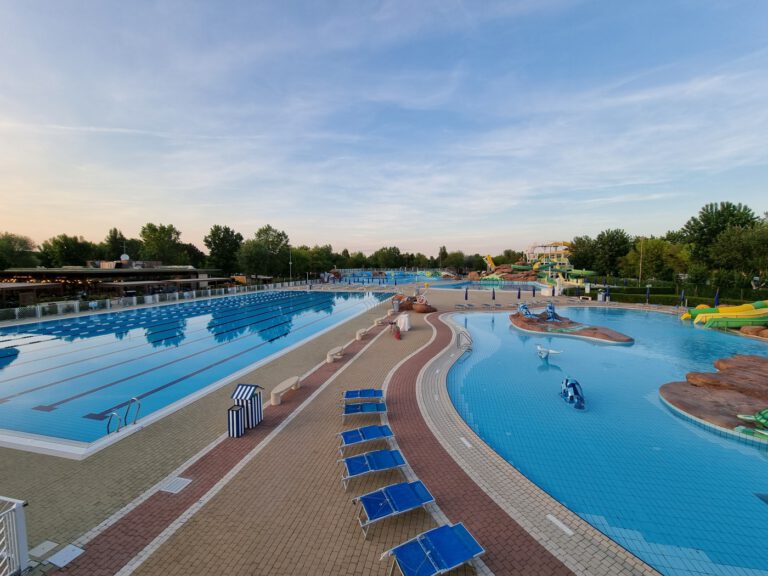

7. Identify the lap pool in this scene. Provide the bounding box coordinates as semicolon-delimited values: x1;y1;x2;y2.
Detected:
448;308;768;576
0;290;389;453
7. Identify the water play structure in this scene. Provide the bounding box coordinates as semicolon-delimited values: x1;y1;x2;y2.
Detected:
536;345;561;359
680;300;768;329
560;377;585;410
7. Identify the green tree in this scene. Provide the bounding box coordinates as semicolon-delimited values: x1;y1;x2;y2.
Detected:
238;225;290;277
619;237;689;282
681;202;757;265
347;251;369;268
709;223;768;285
338;248;351;269
438;246;448;267
493;249;525;265
308;244;335;273
99;228;127;260
569;236;596;270
204;225;243;275
38;234;97;267
139;223;185;264
289;246;311;278
0;232;38;269
370;246;402;269
464;253;484;271
412;253;430;268
592;229;632;276
180;243;207;268
444;250;465;270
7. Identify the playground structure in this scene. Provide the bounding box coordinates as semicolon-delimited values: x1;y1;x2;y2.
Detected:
472;242;593;288
680;300;768;330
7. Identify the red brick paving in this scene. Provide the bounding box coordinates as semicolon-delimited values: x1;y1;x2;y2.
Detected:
52;310;575;575
387;313;574;576
52;326;385;576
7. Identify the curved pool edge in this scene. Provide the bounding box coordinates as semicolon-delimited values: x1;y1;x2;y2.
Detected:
659;393;768;449
416;312;660;576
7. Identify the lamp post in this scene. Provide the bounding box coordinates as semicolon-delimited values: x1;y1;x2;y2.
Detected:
288;246;292;283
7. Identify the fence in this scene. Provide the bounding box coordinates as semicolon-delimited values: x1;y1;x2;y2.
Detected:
0;280;317;324
0;497;28;576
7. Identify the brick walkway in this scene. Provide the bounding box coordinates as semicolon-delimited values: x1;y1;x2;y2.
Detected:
386;313;573;576
51;323;390;576
23;290;666;575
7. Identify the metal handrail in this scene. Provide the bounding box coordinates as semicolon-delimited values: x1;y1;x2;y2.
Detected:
106;412;122;434
457;331;473;351
124;397;141;426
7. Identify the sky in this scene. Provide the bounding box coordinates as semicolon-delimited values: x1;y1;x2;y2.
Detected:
0;0;767;257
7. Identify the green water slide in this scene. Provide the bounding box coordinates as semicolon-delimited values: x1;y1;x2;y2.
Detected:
704;316;768;329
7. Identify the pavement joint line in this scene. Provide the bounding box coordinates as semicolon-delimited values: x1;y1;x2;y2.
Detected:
115;324;390;576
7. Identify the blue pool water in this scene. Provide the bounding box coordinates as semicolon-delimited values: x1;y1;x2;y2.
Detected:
0;290;389;443
448;308;768;576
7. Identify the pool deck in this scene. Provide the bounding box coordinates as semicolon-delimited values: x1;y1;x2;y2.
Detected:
0;287;670;575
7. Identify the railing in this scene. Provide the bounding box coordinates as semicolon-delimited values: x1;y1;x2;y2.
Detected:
0;280;322;324
457;330;473;352
0;497;29;576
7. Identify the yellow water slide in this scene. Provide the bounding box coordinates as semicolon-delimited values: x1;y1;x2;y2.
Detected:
683;300;768;327
483;255;496;270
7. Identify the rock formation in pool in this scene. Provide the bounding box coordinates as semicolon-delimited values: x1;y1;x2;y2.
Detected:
660;355;768;430
509;303;633;344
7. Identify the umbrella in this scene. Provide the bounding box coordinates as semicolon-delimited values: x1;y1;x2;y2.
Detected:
532;285;536;297
464;286;468;300
492;287;496;300
714;288;720;307
680;289;685;306
606;286;611;300
517;286;521;299
645;285;650;305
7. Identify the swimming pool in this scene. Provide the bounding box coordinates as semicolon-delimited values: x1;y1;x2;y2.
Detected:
448;308;768;576
0;290;389;449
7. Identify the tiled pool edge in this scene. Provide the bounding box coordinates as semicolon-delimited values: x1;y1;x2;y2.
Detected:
659;394;768;449
0;292;391;459
416;312;660;576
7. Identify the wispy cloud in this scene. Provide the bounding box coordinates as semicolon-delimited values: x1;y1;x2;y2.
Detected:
0;0;766;255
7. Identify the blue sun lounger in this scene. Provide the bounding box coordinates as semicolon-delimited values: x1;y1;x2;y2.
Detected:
354;480;434;538
381;523;484;576
338;424;393;454
343;388;384;402
342;401;387;422
340;448;406;490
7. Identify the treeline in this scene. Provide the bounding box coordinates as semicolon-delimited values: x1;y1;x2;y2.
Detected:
0;223;524;279
0;201;765;287
569;202;767;289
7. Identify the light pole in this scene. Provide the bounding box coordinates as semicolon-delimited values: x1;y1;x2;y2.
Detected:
288;246;292;283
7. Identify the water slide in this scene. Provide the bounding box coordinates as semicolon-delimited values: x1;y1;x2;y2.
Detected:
680;300;768;328
483;255;496;270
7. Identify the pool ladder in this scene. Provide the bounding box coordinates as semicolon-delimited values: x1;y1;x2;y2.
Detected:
106;397;142;435
457;331;473;353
